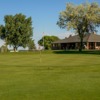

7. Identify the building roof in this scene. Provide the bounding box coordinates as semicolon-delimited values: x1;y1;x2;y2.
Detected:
53;33;100;44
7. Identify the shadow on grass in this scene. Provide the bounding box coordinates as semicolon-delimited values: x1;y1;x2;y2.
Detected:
53;50;100;55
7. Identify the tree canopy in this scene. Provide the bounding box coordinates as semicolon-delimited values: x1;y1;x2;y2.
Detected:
38;35;59;50
0;13;33;51
57;2;100;51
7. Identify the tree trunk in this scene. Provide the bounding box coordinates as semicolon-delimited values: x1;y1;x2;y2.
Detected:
79;38;83;52
14;46;17;52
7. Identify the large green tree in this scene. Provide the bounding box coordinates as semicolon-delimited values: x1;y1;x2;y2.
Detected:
57;2;100;51
38;35;59;50
0;13;33;51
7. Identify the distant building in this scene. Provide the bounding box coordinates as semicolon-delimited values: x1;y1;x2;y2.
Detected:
52;33;100;50
0;45;8;53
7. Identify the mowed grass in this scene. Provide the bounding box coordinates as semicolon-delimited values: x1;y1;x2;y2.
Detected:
0;51;100;100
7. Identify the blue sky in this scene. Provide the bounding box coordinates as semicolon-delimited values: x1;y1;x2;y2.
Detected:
0;0;100;47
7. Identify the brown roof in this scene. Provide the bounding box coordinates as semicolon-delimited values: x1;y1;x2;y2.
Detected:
88;34;100;42
53;33;100;44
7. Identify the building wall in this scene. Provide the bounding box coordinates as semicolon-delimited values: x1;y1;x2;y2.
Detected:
52;42;100;50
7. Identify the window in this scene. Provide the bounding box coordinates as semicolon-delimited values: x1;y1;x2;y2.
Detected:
96;42;100;46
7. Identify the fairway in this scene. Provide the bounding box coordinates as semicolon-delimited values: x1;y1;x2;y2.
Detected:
0;52;100;100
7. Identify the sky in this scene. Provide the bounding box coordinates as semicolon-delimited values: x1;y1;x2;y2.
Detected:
0;0;100;48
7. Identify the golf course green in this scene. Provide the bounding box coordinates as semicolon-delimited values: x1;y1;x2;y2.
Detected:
0;51;100;100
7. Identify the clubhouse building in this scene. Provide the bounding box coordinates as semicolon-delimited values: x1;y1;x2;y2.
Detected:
52;33;100;50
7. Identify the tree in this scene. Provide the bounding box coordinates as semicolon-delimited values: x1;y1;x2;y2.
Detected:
0;25;6;39
38;35;59;50
27;39;36;50
0;13;33;51
57;2;100;51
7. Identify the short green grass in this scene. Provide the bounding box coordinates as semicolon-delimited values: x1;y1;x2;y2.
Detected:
0;51;100;100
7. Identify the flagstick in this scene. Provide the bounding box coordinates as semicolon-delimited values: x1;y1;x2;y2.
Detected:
43;32;45;50
38;45;42;63
40;49;41;63
39;32;45;63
